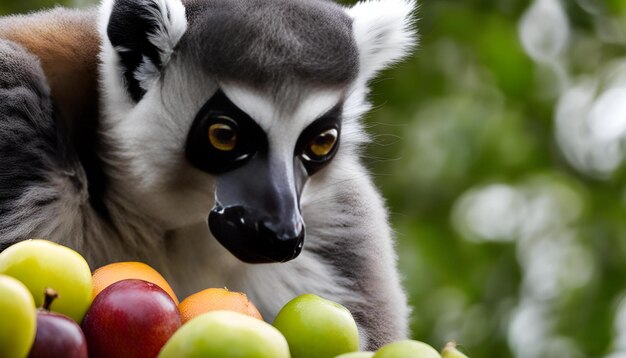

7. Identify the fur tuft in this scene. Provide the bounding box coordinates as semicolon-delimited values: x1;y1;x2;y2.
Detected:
347;0;418;83
98;0;187;102
143;0;187;65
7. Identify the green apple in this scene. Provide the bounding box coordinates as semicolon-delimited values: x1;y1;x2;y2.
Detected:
0;240;92;323
335;353;374;358
441;342;469;358
0;274;36;358
273;294;359;358
373;340;440;358
159;311;290;358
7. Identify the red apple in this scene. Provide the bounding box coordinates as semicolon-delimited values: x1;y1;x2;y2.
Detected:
81;279;181;358
28;288;88;358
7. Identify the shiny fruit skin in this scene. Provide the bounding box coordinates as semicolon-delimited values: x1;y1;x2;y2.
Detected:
335;353;375;358
179;287;262;323
28;311;87;358
82;279;181;358
92;261;179;304
373;340;441;358
159;310;290;358
0;240;92;323
273;294;359;358
0;275;36;358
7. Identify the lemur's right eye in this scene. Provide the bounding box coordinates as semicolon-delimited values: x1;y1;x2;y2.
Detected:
208;119;237;151
186;91;268;175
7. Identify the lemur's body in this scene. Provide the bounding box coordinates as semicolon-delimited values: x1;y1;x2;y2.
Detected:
0;0;416;348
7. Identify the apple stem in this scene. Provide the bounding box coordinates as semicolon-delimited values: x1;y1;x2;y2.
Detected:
42;288;59;311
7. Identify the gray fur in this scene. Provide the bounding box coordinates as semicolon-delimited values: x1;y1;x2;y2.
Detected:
181;0;359;92
301;159;410;346
0;39;80;249
0;39;167;265
0;0;415;350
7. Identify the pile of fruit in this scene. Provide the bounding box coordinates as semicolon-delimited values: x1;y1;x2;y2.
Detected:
0;239;470;358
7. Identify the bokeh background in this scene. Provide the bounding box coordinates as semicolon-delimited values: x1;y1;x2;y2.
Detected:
3;0;626;356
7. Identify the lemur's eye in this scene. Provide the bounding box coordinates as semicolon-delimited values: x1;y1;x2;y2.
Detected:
305;128;338;160
208;120;237;151
295;104;343;176
186;90;268;175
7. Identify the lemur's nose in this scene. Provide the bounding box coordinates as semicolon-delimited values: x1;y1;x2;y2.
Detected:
209;205;305;263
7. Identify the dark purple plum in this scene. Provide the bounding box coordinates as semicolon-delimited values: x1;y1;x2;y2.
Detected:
28;288;88;358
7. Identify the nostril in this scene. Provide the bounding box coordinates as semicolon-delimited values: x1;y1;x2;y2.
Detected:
258;218;305;262
259;218;304;243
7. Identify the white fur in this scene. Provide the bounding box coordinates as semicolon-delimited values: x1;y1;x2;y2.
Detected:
97;0;199;228
220;83;344;147
99;0;134;124
347;0;418;83
101;59;218;229
133;0;187;86
98;0;187;113
135;56;160;92
144;0;187;65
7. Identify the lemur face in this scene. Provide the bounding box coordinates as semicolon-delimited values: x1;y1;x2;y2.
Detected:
183;84;345;262
174;0;357;262
99;0;416;263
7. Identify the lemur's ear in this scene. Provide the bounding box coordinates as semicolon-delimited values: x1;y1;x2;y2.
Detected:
347;0;417;83
100;0;187;102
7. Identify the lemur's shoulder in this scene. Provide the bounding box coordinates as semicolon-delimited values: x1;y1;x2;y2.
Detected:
0;7;100;123
0;7;109;223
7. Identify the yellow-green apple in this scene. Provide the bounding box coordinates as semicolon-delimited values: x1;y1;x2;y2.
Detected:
159;310;289;358
0;274;36;358
373;340;441;358
273;294;359;358
0;240;92;323
336;353;375;358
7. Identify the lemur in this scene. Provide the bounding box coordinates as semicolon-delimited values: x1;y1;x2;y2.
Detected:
0;0;417;349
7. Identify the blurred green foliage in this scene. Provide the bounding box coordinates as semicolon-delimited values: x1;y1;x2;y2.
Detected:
3;0;626;357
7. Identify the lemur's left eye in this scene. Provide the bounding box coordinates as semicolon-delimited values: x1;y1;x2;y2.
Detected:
208;119;237;151
295;104;343;176
298;125;341;176
304;128;338;160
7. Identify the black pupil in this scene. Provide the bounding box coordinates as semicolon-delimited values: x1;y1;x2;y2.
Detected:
215;127;235;142
316;133;335;146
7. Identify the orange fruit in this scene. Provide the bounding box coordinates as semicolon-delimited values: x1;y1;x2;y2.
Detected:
179;288;263;324
92;261;179;304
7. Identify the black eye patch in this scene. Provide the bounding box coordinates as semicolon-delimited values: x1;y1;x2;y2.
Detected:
295;104;342;175
186;90;268;174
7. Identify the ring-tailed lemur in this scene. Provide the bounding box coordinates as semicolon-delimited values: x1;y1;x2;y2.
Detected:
0;0;417;349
